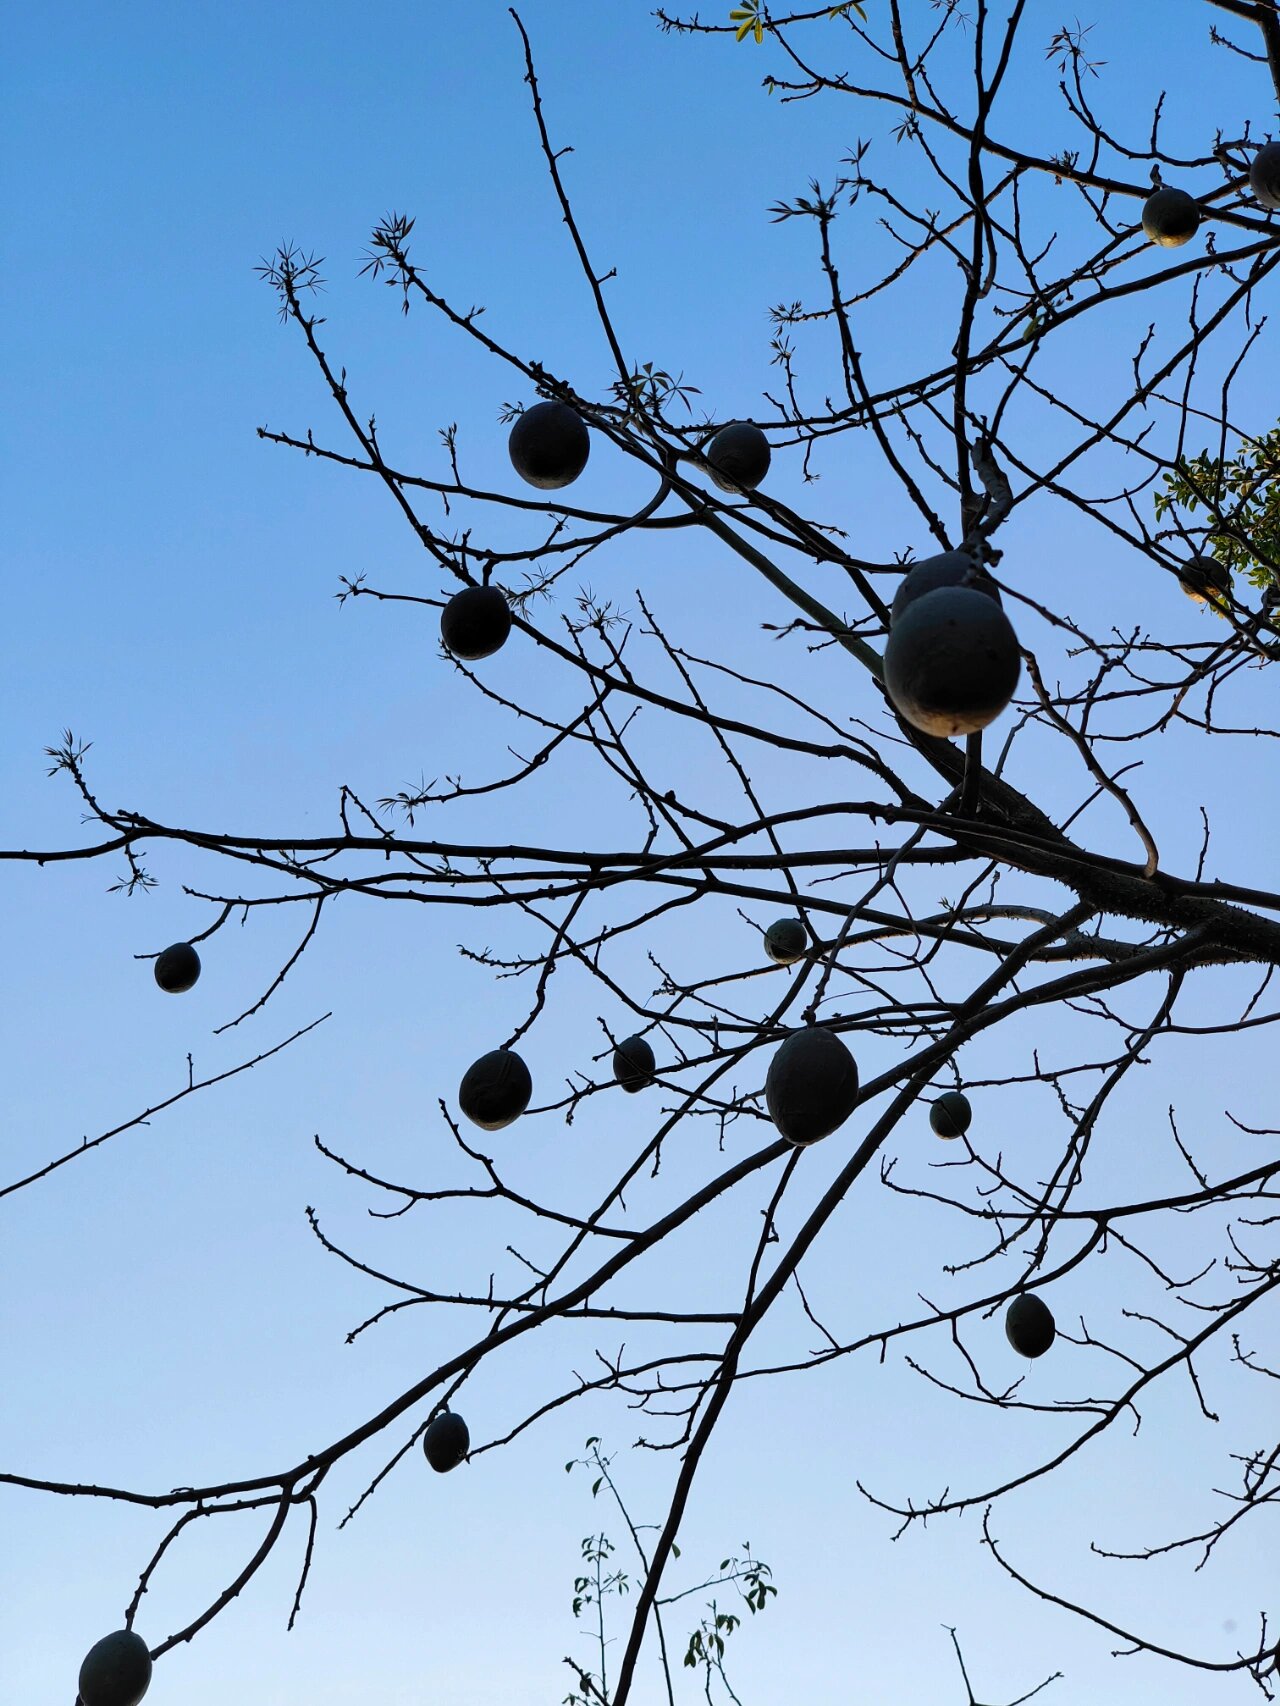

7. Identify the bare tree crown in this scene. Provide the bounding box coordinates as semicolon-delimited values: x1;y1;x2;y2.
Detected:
8;3;1280;1700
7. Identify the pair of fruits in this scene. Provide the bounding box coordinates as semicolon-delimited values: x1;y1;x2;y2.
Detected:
883;551;1020;738
438;398;591;663
764;1033;980;1149
506;402;773;495
458;1037;662;1112
1141;143;1280;248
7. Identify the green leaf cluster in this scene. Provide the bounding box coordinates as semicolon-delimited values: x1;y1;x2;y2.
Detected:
728;1;865;45
1154;426;1280;595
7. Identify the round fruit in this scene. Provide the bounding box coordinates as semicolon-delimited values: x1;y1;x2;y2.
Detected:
929;1089;973;1139
154;942;200;994
1249;140;1280;212
423;1410;470;1473
78;1628;152;1706
704;422;771;493
1178;553;1230;605
764;918;809;966
613;1034;657;1093
1141;186;1200;248
441;585;513;660
1005;1292;1056;1359
883;585;1021;738
765;1027;859;1147
890;551;1001;625
508;400;590;490
457;1048;532;1131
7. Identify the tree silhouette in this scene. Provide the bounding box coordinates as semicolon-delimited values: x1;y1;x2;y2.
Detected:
8;4;1280;1700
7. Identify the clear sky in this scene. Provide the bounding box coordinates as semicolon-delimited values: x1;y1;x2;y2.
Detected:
3;4;1278;1703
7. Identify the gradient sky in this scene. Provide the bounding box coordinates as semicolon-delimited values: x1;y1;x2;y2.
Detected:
4;4;1279;1703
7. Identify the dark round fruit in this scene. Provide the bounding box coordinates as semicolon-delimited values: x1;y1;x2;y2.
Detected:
78;1629;152;1706
1249;140;1280;212
457;1037;532;1132
1005;1292;1056;1359
890;551;1001;625
613;1034;657;1093
1141;186;1200;248
154;942;200;994
458;1048;532;1131
423;1410;470;1473
765;1027;859;1147
1178;553;1230;605
508;400;590;490
704;422;771;494
929;1089;973;1139
764;918;809;966
441;585;513;660
883;585;1021;739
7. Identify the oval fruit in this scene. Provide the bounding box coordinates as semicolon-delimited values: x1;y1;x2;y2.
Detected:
704;422;771;493
1249;140;1280;211
78;1629;152;1706
458;1048;532;1131
929;1089;972;1139
1141;186;1200;248
1005;1292;1056;1359
613;1034;657;1093
891;551;1001;625
1178;553;1230;605
441;585;513;660
764;918;809;966
765;1027;859;1147
508;400;590;490
883;585;1021;738
154;942;200;994
423;1410;470;1473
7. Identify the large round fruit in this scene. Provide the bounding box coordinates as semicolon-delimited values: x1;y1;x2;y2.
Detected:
613;1035;657;1093
929;1089;972;1139
883;585;1021;738
1249;140;1280;211
78;1629;152;1706
765;1027;859;1147
458;1048;533;1130
704;422;771;493
890;552;1001;625
764;918;809;966
1005;1292;1056;1359
154;942;200;994
508;401;590;490
1178;553;1230;605
1141;186;1200;247
441;585;513;660
423;1410;470;1473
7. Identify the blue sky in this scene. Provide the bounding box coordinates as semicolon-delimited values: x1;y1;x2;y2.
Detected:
3;4;1279;1703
